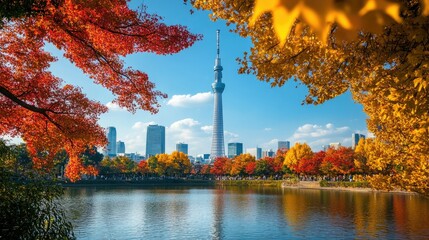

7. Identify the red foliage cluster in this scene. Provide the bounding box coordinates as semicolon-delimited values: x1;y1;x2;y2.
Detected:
0;0;200;181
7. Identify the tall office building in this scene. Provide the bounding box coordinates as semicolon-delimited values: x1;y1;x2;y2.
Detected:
105;126;117;157
116;141;125;154
352;133;366;149
176;143;188;155
146;124;165;157
210;30;226;160
228;142;243;158
247;147;262;160
278;141;290;151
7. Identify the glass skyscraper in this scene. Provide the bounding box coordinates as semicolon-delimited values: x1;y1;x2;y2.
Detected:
176;143;188;155
146;124;165;157
228;142;243;158
105;126;117;157
116;141;125;154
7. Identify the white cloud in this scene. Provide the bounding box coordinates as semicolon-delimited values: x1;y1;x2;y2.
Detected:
170;118;200;130
225;131;239;138
200;125;238;140
261;138;279;150
167;119;211;155
264;128;272;131
293;123;349;139
289;123;351;151
105;101;126;111
132;121;155;130
167;92;213;107
201;125;213;134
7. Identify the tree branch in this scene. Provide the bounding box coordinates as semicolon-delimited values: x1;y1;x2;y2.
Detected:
0;85;64;131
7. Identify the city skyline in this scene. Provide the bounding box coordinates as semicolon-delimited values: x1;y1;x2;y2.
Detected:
46;0;370;157
104;124;364;158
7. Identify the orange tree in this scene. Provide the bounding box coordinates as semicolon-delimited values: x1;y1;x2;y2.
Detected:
284;142;313;173
320;147;355;177
271;151;286;175
200;164;211;176
137;160;149;176
210;157;231;176
245;161;257;176
230;153;256;176
189;0;429;194
296;151;325;176
0;0;200;181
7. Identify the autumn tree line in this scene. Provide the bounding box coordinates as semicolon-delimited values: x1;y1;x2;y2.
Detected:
85;139;389;187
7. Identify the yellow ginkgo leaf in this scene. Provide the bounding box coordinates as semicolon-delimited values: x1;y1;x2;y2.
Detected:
424;0;429;16
359;0;402;23
250;0;281;26
334;11;353;29
272;6;300;44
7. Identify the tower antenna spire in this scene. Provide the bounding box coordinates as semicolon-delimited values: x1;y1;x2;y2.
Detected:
216;29;220;58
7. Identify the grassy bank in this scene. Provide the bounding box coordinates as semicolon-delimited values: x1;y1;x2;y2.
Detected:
61;178;403;194
319;180;370;188
216;179;298;187
62;179;368;189
61;179;216;187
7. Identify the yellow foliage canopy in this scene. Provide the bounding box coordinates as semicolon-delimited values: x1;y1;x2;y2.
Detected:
190;0;429;195
284;142;313;171
251;0;402;44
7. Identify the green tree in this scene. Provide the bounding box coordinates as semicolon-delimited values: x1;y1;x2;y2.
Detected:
0;140;75;239
80;146;103;167
255;157;272;176
147;156;158;174
99;156;117;175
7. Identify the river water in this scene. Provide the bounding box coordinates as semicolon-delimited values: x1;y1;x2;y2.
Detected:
62;186;429;239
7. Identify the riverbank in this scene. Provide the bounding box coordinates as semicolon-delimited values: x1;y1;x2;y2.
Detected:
61;179;216;187
61;179;415;194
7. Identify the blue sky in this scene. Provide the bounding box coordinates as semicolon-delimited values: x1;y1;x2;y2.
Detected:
48;0;369;157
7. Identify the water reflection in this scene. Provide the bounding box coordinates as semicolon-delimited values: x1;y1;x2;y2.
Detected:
62;186;429;239
211;189;224;240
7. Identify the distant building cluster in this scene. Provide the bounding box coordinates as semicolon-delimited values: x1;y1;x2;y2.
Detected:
106;125;166;158
103;128;366;163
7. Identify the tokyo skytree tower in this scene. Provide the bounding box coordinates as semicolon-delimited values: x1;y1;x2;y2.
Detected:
210;30;225;160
